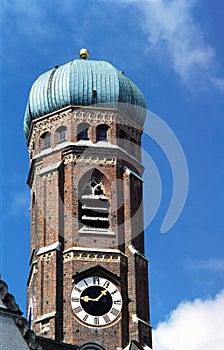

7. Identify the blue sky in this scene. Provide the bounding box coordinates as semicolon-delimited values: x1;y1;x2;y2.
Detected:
0;1;224;349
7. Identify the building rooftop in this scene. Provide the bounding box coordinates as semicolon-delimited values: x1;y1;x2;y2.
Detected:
0;279;41;350
24;51;146;139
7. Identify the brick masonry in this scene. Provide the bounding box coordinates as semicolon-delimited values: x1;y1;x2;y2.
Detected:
26;106;152;349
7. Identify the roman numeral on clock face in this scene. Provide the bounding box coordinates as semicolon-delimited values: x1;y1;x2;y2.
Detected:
114;299;122;305
74;286;81;293
83;314;89;322
110;308;119;316
93;276;100;285
94;317;99;325
103;280;110;289
103;315;111;323
71;297;79;302
111;289;118;295
73;306;82;314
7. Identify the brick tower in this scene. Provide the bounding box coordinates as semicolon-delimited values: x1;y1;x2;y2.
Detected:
24;49;152;349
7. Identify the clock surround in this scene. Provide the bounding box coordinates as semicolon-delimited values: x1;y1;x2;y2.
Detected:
71;276;123;327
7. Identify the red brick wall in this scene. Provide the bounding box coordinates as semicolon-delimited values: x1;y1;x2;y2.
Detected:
27;106;151;348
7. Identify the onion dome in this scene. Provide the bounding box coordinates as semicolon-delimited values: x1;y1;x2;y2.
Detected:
24;50;146;139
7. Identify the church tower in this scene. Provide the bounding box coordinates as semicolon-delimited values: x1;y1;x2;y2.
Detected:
24;49;152;349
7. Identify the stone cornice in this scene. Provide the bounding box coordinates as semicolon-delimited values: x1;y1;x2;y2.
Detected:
128;245;148;262
27;105;143;149
63;246;127;256
63;247;127;265
35;311;56;323
37;242;61;256
132;314;152;329
27;142;144;184
39;161;62;176
62;143;144;174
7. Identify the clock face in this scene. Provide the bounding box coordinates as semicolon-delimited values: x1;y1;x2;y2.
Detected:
71;276;123;327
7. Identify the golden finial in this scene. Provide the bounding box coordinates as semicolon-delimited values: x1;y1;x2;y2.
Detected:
79;48;89;59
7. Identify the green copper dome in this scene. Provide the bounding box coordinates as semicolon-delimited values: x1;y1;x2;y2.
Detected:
24;58;146;139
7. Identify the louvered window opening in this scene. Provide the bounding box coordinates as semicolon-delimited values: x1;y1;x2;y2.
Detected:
80;178;109;229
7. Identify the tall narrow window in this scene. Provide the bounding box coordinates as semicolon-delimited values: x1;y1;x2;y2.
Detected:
40;132;51;150
96;124;109;142
56;126;67;144
77;123;90;141
79;176;109;230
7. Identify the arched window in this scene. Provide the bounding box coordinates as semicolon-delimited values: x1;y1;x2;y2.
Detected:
80;344;105;350
56;126;67;144
77;123;90;141
79;174;109;230
96;124;109;142
40;132;51;150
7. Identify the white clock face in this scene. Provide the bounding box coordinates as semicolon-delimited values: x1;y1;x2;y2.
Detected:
71;276;123;327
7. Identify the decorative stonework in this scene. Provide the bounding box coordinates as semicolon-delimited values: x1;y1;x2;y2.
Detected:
34;111;71;137
131;177;141;188
64;153;116;165
0;280;21;312
27;261;38;288
28;109;72;152
73;110;116;124
40;320;50;335
33;264;38;273
0;280;42;350
16;317;43;350
28;105;142;155
35;163;43;175
116;113;143;133
41;252;53;263
44;172;55;183
63;250;126;265
136;255;147;267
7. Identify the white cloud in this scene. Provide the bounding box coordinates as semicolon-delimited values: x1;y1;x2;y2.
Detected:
2;0;224;90
119;0;224;90
153;290;224;350
185;258;224;273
